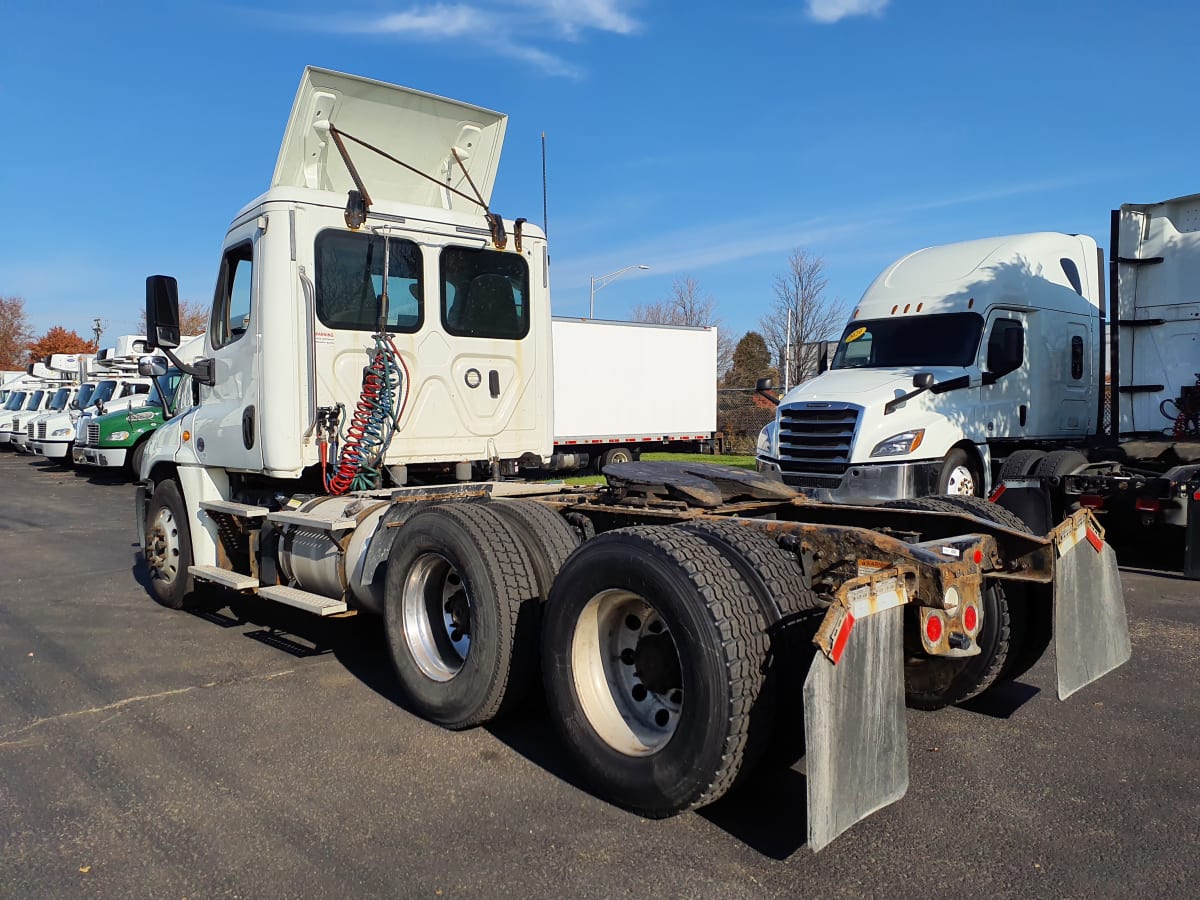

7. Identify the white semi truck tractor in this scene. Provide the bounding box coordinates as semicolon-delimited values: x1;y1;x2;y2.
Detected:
756;196;1200;573
133;66;1132;850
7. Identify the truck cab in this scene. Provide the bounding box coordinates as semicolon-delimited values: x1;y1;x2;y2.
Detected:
143;67;551;501
757;232;1104;502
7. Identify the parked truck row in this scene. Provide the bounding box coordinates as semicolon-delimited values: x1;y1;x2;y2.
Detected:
755;195;1200;575
101;67;1133;853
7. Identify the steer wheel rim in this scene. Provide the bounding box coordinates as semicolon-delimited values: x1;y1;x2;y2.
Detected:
146;506;181;585
402;552;472;682
944;465;975;495
571;589;683;756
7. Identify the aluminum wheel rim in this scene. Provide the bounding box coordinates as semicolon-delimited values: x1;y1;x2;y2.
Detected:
402;552;471;682
146;506;181;585
945;465;975;495
571;589;683;756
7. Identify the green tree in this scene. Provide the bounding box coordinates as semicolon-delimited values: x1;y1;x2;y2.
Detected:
723;331;777;388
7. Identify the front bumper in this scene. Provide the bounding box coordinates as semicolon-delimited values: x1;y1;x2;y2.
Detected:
38;439;73;459
77;445;128;468
757;457;942;504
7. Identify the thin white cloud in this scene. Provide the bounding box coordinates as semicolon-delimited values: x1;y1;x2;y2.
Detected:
270;2;642;77
806;0;890;25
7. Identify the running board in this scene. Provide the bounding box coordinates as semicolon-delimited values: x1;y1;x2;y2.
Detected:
267;510;356;533
189;565;259;591
199;499;269;518
257;585;349;616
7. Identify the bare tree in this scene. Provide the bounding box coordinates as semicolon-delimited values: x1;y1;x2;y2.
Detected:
759;249;847;389
631;276;734;379
138;300;211;337
0;296;33;369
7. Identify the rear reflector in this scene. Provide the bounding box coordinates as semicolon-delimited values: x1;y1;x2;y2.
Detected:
1079;494;1105;509
1135;498;1161;513
925;613;943;643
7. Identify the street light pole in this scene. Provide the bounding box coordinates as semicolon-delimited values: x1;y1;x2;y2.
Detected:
589;264;650;318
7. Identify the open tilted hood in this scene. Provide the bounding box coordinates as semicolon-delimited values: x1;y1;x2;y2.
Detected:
272;66;507;210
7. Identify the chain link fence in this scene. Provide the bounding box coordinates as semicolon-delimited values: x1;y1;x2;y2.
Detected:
716;388;775;455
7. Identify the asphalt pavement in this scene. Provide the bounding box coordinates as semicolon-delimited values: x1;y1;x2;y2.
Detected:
0;452;1197;898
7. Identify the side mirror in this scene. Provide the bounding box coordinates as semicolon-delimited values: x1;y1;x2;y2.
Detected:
755;377;774;392
146;275;182;350
912;371;934;390
817;343;830;375
138;355;169;378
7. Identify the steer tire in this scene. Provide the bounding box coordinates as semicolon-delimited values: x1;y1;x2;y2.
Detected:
487;499;581;602
384;503;541;730
936;447;982;496
144;478;196;611
997;449;1047;481
881;496;1016;709
540;526;772;817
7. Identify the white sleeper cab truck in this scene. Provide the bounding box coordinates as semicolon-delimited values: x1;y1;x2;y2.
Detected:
757;195;1200;573
757;231;1103;502
134;66;1132;852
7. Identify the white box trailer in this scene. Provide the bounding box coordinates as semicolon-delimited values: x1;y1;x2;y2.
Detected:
547;317;716;470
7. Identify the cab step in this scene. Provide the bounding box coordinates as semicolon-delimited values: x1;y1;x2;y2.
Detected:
188;565;259;591
257;584;349;616
267;510;356;533
200;499;269;518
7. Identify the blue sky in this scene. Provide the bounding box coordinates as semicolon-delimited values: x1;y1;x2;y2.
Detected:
2;1;1195;346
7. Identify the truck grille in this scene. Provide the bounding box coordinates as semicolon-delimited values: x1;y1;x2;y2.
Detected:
37;421;47;439
86;423;100;446
776;403;860;476
8;418;16;433
26;422;35;440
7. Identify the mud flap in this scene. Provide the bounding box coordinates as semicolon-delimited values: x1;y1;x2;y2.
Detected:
1053;523;1131;700
803;604;907;852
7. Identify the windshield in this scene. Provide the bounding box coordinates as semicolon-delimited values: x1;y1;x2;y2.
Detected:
4;392;26;411
74;383;96;409
146;370;182;408
89;380;118;407
831;313;984;370
48;388;71;411
24;390;45;411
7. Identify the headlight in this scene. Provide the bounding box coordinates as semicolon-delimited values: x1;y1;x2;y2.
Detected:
756;421;777;457
870;429;925;457
51;427;73;437
109;431;130;442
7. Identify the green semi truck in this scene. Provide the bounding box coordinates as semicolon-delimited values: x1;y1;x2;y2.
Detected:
75;370;188;476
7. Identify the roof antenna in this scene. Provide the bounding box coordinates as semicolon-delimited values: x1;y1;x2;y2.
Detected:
541;131;549;241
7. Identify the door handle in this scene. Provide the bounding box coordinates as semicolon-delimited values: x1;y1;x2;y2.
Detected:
489;370;500;399
242;405;256;449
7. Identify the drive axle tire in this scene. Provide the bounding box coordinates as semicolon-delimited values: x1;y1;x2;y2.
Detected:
881;496;1016;709
1032;450;1089;478
540;527;772;817
997;449;1046;481
601;446;635;468
487;499;581;601
144;478;196;610
384;503;540;730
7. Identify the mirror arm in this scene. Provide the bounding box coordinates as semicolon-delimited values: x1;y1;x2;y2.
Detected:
160;348;215;387
756;387;780;408
884;385;929;415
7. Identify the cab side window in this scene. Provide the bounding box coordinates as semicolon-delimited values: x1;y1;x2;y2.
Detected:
212;241;254;348
986;318;1024;376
